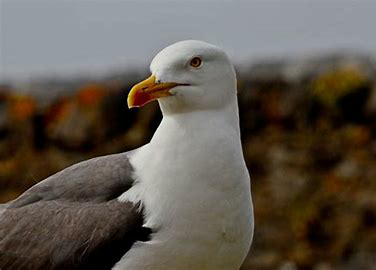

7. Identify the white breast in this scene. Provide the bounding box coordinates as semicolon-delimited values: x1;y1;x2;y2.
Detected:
116;113;253;270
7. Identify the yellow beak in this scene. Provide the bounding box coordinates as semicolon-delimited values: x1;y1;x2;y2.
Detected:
127;75;182;108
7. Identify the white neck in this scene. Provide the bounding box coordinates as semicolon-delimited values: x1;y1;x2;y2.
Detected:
116;95;252;270
154;96;241;144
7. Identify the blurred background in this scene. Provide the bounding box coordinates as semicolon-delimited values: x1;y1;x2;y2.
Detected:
1;1;376;269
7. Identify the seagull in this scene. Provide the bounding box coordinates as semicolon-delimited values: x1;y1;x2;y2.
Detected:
0;40;254;270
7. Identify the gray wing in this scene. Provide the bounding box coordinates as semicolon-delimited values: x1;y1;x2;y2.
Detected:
0;152;151;270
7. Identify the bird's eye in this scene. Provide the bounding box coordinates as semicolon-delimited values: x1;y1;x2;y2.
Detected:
190;57;202;68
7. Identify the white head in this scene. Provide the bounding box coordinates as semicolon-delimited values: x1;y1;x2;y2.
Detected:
128;40;237;115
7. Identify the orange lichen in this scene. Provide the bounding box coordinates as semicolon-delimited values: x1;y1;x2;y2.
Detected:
77;83;107;106
8;95;36;121
45;98;74;124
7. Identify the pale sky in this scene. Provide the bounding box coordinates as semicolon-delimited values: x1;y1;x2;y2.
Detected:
1;0;376;81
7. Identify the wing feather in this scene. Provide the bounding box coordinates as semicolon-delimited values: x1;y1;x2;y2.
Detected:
0;152;151;270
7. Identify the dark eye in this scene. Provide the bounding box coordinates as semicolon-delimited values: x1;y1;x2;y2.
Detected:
190;57;202;68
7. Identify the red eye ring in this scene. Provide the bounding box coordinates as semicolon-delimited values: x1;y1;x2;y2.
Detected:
190;57;202;68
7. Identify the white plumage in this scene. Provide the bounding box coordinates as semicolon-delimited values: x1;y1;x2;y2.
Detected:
117;40;254;270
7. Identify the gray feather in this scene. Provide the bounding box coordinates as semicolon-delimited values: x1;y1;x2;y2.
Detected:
9;152;135;208
0;151;152;270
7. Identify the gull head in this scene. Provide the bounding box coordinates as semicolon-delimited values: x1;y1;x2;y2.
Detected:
128;40;237;114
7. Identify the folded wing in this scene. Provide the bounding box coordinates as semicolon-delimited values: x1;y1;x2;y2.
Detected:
0;152;151;270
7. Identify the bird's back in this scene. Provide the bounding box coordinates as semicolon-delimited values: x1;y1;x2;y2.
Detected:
0;152;151;270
